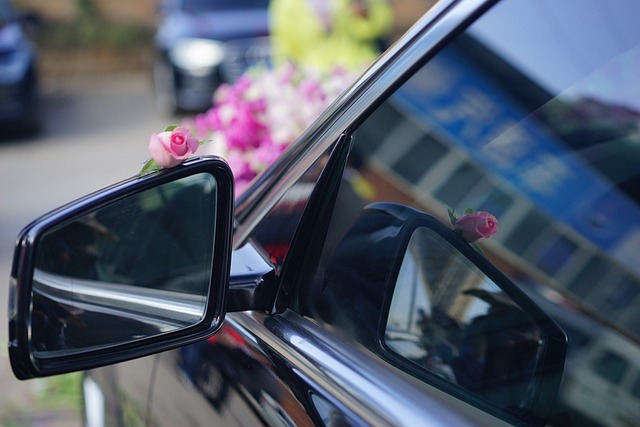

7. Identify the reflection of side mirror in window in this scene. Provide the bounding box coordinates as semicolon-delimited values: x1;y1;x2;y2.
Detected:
321;202;567;427
8;157;234;380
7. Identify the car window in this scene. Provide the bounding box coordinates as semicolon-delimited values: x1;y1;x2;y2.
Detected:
294;0;640;425
247;147;334;273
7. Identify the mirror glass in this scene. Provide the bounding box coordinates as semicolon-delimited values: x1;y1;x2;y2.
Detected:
31;173;218;357
385;227;544;412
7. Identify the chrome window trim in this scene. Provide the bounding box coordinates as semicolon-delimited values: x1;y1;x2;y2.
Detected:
227;310;509;427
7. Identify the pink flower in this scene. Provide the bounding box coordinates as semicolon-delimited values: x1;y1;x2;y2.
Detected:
254;142;287;167
149;127;199;168
224;105;269;151
182;63;359;195
300;78;325;102
454;211;498;243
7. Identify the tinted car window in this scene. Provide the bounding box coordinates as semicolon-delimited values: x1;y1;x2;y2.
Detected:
295;0;640;425
248;147;334;271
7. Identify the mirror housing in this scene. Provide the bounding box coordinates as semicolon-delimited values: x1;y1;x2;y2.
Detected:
323;202;566;427
8;157;234;379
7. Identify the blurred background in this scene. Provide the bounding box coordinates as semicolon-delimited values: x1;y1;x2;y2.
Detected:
0;0;162;424
0;0;430;425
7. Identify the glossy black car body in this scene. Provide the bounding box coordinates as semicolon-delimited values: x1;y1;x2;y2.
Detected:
8;0;640;426
152;0;271;114
0;0;39;133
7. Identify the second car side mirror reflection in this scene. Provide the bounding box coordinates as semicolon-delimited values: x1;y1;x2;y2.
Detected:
321;202;567;427
9;157;234;379
386;224;553;424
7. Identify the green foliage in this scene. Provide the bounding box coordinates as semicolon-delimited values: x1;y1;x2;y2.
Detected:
34;17;152;51
447;206;458;226
139;158;161;176
120;392;146;427
34;372;83;411
0;373;82;426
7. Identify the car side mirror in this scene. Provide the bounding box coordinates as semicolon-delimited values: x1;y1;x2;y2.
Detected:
8;157;234;379
323;203;566;427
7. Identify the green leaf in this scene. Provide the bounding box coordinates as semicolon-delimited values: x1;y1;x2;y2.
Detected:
164;125;178;132
138;158;161;176
447;207;458;226
464;208;474;215
470;242;485;256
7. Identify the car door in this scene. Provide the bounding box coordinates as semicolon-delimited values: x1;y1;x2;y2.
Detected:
10;0;639;425
284;1;640;427
144;0;640;425
146;136;492;427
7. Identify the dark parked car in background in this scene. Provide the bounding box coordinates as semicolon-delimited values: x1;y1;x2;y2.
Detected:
8;0;640;426
152;0;271;114
0;0;39;134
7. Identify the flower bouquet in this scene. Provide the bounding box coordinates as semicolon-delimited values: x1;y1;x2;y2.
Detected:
183;62;358;195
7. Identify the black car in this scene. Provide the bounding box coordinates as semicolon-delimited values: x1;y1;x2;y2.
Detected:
0;0;39;134
8;0;640;426
152;0;271;114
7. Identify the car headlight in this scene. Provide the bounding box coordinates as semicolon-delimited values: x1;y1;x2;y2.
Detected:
169;38;225;74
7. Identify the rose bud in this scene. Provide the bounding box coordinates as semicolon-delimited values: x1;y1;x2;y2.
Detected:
149;127;199;168
454;211;498;243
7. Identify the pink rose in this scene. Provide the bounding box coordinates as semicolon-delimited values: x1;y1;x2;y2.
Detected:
454;211;498;243
149;127;199;168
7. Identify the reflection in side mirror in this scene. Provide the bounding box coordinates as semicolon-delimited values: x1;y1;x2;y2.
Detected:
320;202;566;427
386;226;546;420
9;157;234;379
372;204;566;427
32;173;216;356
